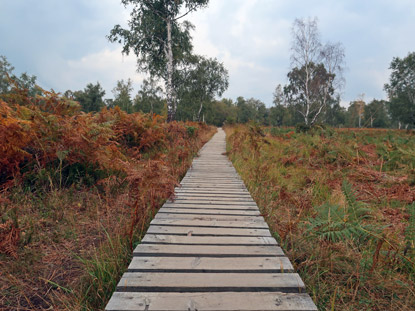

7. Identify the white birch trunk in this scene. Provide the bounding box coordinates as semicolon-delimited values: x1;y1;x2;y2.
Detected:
197;101;203;121
166;18;175;122
304;64;311;125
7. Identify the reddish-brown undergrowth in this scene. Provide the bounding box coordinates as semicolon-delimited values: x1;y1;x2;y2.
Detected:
0;87;216;310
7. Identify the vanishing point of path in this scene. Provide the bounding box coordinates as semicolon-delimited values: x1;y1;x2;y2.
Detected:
105;128;317;311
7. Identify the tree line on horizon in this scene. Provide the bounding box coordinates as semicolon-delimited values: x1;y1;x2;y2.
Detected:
1;51;412;129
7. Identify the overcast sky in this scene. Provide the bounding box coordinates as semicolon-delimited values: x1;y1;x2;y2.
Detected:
1;0;414;107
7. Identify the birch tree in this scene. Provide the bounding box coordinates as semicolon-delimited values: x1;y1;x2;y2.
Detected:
285;17;345;125
108;0;209;122
176;55;228;121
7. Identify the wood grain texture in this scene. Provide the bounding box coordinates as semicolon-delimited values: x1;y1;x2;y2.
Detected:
106;292;317;311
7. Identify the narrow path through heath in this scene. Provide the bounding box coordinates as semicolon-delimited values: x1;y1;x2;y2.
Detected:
105;128;317;311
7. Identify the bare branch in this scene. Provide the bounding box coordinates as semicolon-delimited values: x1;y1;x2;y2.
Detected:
174;5;197;21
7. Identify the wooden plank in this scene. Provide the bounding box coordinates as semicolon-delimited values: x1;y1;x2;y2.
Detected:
158;208;260;216
154;213;264;221
167;200;256;206
177;186;248;190
146;225;271;237
174;190;251;196
149;218;269;229
184;176;240;178
180;182;246;186
183;177;240;180
162;204;259;210
185;173;237;176
171;196;255;202
116;272;305;293
175;188;250;194
127;256;292;273
106;292;317;311
179;184;247;188
141;235;278;245
175;192;252;197
133;244;284;257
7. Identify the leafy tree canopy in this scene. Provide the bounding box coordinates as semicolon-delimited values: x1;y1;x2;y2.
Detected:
176;55;228;121
134;77;165;115
112;79;134;113
385;52;415;128
108;0;209;121
0;55;40;98
71;82;105;113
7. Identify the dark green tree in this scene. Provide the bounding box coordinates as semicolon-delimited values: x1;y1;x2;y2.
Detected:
235;97;267;124
113;79;134;113
72;82;105;113
0;55;40;98
364;99;391;128
108;0;209;122
134;77;165;115
176;55;228;121
204;99;236;126
324;98;347;127
269;84;292;126
384;52;415;129
345;100;365;128
236;97;255;123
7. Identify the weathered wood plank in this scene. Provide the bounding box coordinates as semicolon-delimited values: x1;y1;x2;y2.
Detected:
167;200;257;206
168;199;256;205
127;256;293;273
106;292;317;311
133;244;284;257
174;191;251;196
154;213;264;221
181;182;246;186
162;204;259;210
177;186;248;190
146;225;271;237
175;189;250;194
182;179;242;182
175;191;252;196
158;208;260;216
116;273;305;293
141;235;277;245
149;218;269;229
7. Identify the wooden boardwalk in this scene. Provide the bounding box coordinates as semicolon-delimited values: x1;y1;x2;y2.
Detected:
106;129;317;311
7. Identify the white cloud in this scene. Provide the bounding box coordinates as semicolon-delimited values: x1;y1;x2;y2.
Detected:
36;47;146;98
65;47;146;97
